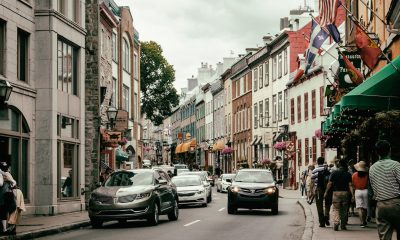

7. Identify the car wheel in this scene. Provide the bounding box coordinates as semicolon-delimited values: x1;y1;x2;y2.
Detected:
227;201;237;214
217;186;220;192
147;202;160;226
202;202;208;207
90;218;103;228
168;199;179;221
271;202;279;215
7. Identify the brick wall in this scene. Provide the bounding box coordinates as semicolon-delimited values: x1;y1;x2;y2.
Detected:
85;0;101;202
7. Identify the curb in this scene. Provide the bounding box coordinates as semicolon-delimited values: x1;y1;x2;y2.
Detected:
297;200;314;240
0;220;90;240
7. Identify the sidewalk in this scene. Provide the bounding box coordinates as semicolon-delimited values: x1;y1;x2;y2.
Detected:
279;188;391;240
0;211;90;240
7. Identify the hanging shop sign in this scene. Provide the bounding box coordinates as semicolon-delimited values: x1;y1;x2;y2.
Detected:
114;110;128;131
338;51;362;89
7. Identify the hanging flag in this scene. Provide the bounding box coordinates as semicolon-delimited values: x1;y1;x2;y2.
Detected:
304;19;329;74
355;26;381;69
340;52;364;85
319;0;341;42
293;68;304;83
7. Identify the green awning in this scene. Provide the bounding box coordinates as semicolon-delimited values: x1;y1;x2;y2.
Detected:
333;104;341;119
341;56;400;111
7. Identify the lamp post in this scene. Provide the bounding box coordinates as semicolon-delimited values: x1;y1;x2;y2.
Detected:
0;79;12;106
106;106;118;129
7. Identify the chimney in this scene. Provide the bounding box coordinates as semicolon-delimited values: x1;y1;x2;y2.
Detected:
280;17;289;30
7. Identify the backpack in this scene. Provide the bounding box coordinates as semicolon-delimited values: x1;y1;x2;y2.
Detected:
317;166;330;190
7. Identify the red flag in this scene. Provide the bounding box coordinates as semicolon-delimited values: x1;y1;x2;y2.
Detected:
293;68;304;83
341;52;364;85
355;26;381;69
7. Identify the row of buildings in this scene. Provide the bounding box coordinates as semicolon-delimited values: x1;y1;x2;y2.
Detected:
0;0;142;215
155;0;400;188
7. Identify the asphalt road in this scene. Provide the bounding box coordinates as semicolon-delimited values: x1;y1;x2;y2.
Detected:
38;188;305;240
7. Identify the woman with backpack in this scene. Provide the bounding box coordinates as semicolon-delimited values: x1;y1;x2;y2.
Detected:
352;161;369;228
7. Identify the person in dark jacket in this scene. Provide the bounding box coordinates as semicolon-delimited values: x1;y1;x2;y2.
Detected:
0;160;16;235
325;159;354;231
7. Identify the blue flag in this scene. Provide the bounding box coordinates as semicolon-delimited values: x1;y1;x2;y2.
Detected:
304;19;329;74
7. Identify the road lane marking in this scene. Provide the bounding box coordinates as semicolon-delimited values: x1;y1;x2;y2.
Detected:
218;207;225;212
184;220;201;227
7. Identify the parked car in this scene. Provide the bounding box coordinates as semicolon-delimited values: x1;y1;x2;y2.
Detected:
88;169;179;228
171;175;207;207
180;171;212;203
176;168;190;176
142;159;152;168
227;169;283;215
216;173;236;193
173;164;188;176
152;165;174;178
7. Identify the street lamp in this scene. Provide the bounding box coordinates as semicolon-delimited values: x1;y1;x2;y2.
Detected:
107;106;118;129
0;79;12;105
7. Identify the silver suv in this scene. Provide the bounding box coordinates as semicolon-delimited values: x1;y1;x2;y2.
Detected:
88;169;179;227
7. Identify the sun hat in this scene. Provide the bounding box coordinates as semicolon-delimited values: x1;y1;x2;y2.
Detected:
354;161;368;172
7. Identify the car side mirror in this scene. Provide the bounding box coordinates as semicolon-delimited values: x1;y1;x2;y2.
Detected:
158;179;168;185
276;179;283;184
204;181;210;187
226;179;232;183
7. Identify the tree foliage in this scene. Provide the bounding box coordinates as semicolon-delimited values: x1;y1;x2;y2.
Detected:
140;41;179;125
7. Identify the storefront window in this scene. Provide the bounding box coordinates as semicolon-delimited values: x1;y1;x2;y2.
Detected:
0;107;30;200
58;142;79;199
57;113;80;199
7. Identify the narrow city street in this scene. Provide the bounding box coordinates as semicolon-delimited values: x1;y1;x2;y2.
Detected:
37;189;304;240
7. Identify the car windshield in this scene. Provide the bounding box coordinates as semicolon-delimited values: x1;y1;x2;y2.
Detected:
172;177;202;187
177;169;189;175
222;174;235;180
105;171;153;187
181;172;207;181
234;171;273;183
174;165;188;169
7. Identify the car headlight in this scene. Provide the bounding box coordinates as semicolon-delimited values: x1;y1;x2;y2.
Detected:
231;186;240;193
264;187;276;194
136;192;152;200
197;190;204;194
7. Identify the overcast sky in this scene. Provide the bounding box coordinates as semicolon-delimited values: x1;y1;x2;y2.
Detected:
115;0;314;91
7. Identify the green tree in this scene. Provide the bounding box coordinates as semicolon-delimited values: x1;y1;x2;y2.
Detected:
140;41;179;125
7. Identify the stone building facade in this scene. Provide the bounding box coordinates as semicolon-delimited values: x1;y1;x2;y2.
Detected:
85;0;141;202
231;55;253;169
0;0;86;215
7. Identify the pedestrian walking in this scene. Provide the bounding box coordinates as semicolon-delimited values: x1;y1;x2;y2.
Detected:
300;169;307;197
305;164;315;204
312;157;331;227
0;160;17;235
7;186;25;235
369;140;400;240
348;159;357;217
324;159;354;231
352;161;369;228
324;159;336;226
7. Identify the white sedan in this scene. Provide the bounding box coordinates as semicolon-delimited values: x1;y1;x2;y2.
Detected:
172;175;208;207
216;174;236;193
